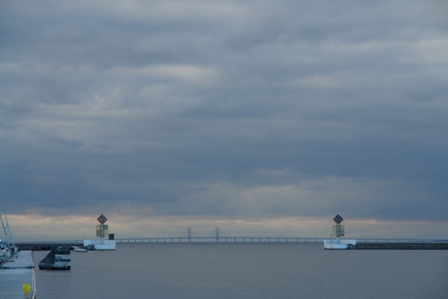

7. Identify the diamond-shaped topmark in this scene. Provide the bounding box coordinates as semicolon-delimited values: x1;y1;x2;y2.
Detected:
333;214;343;224
97;214;108;224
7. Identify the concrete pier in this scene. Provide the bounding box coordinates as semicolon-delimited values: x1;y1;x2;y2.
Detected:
353;242;448;250
16;241;83;251
0;251;36;299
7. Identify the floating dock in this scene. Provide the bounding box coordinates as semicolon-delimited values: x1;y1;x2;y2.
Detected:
0;251;36;299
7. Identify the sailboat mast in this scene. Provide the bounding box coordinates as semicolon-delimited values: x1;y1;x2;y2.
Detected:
0;201;15;249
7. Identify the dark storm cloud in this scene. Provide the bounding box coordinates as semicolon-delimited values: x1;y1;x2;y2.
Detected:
1;0;447;224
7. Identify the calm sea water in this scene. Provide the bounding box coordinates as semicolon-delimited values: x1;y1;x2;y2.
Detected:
33;243;448;298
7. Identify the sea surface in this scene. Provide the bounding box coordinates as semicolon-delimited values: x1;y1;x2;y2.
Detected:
33;243;448;298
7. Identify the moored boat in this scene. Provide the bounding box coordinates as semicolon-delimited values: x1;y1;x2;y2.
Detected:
0;238;12;264
0;203;17;265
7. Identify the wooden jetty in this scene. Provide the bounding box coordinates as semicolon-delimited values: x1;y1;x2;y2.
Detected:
0;251;36;299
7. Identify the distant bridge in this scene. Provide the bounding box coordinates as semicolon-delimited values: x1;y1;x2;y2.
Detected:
113;227;448;243
114;237;448;243
15;237;447;250
117;237;325;243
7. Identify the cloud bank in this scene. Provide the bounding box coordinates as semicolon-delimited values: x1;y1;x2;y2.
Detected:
1;0;447;239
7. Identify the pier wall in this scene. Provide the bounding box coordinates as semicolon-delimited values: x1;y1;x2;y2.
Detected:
353;242;448;250
16;241;83;251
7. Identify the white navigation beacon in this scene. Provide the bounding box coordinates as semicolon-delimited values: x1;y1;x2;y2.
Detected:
323;214;356;250
83;214;116;250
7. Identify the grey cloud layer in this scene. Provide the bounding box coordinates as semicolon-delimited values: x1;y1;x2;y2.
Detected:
1;0;447;222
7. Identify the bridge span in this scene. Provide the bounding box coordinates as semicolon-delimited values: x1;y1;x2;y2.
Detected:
15;237;447;250
116;237;325;243
114;237;446;244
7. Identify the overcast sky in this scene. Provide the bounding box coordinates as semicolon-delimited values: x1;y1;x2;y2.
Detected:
1;0;447;241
